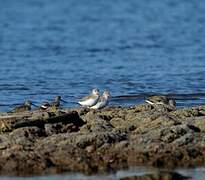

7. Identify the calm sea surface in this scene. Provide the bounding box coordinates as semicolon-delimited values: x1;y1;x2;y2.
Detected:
0;0;205;111
0;0;205;179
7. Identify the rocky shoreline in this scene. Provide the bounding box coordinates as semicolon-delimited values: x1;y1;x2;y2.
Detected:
0;103;205;176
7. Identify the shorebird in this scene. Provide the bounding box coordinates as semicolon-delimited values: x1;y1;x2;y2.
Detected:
145;96;176;107
90;90;110;109
10;100;37;113
40;96;67;110
78;88;100;107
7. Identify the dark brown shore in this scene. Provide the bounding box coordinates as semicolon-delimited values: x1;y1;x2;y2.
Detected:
0;104;205;176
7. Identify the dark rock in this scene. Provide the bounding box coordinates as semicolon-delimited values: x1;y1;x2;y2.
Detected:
187;147;202;158
120;171;190;180
0;105;204;175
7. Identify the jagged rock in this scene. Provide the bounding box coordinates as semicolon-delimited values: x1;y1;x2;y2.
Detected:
0;105;204;175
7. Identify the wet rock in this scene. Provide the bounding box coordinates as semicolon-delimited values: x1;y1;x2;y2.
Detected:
186;147;202;158
45;123;79;136
0;105;204;175
0;134;10;150
172;133;194;146
190;116;205;132
76;130;127;149
160;124;195;143
120;171;190;180
80;116;114;133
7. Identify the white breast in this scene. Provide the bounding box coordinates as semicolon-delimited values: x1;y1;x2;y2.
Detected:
78;97;98;107
90;100;108;109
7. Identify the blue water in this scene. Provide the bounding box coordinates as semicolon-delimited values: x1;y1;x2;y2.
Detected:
1;0;205;111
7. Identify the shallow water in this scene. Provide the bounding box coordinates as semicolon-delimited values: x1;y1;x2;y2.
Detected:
0;167;205;180
0;0;205;111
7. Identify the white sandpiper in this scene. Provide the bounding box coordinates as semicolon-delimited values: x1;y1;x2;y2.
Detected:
90;90;110;109
78;88;100;107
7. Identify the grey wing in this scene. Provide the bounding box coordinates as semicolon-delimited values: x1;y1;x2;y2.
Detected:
79;94;92;102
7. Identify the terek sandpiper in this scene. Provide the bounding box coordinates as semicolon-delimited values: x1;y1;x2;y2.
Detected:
11;100;37;113
40;96;67;110
78;88;100;107
145;95;176;107
90;90;110;109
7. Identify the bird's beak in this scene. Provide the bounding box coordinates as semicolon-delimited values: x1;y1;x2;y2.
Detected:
60;99;68;103
31;103;38;107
